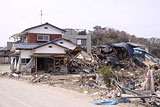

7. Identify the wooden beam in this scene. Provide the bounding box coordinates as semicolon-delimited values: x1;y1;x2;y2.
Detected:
35;57;37;72
53;57;55;72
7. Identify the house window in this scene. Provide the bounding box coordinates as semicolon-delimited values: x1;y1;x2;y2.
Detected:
21;59;30;64
37;35;50;41
48;46;52;48
60;42;63;44
44;27;48;29
77;39;86;46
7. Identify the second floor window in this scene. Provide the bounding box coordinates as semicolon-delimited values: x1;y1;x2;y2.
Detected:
77;39;86;46
37;35;50;41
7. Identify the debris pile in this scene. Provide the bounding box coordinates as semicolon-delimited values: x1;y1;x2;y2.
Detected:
67;42;160;75
65;42;160;106
1;42;160;106
67;51;99;74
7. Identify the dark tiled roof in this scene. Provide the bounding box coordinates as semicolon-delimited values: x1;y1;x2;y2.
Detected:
10;23;66;39
23;22;66;32
33;38;77;49
13;38;77;50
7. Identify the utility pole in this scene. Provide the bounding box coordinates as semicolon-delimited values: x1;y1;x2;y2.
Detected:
40;10;43;24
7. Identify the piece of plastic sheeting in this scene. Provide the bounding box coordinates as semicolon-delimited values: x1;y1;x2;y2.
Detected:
22;58;35;72
117;98;131;103
91;100;118;105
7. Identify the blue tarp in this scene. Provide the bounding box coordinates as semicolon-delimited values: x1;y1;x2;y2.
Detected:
91;98;131;105
112;42;134;57
91;100;118;105
117;98;131;103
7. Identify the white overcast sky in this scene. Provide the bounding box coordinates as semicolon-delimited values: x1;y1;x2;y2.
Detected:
0;0;160;46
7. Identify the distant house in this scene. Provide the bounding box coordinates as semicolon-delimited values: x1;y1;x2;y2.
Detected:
0;42;15;64
63;29;91;53
9;23;79;73
0;47;9;63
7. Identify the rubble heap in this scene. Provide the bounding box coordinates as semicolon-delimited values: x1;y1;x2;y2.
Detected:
65;42;160;106
1;42;160;106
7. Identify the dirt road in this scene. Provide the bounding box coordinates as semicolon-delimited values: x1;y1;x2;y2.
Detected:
0;78;94;107
0;64;148;107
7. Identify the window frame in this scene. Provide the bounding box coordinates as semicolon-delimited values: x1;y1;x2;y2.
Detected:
37;34;50;41
21;58;30;64
81;39;86;46
76;39;86;46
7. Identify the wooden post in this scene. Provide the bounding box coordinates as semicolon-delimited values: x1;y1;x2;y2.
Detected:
53;57;55;72
35;57;37;72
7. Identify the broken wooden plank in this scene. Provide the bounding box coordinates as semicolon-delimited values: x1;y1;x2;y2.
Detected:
32;75;45;83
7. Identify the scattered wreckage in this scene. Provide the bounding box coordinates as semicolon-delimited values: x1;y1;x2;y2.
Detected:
1;42;160;106
56;42;160;106
31;42;160;106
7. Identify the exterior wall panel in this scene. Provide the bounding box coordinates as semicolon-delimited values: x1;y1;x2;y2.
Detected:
21;50;34;58
55;39;76;50
50;34;62;40
27;33;37;43
34;44;66;54
27;33;62;43
28;24;64;34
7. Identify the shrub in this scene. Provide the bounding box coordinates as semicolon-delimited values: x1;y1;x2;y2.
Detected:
99;66;119;86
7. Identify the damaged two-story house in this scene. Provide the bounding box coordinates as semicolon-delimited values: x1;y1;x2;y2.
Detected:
10;23;79;73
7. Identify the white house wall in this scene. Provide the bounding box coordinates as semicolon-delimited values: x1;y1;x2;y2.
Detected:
20;50;34;58
28;25;64;34
55;39;77;50
34;44;66;54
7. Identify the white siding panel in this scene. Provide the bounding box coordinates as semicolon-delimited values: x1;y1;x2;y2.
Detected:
21;50;34;58
55;40;77;50
34;44;66;54
28;25;63;34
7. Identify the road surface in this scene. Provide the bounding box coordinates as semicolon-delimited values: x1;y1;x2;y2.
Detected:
0;78;94;107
